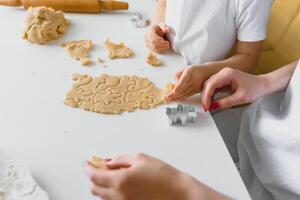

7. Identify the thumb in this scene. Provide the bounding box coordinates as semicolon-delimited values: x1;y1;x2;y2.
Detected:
106;155;132;169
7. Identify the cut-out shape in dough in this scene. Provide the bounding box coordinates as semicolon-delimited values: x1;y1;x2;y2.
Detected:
89;156;109;170
105;39;134;59
23;6;70;44
61;40;93;65
64;74;168;114
146;52;162;66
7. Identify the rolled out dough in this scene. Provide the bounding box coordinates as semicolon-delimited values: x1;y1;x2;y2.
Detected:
146;52;162;66
61;40;93;65
22;6;70;44
89;156;109;170
105;39;134;59
64;74;169;114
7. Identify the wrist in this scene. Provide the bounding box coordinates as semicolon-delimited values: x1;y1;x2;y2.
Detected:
175;171;232;200
256;74;274;97
174;172;205;200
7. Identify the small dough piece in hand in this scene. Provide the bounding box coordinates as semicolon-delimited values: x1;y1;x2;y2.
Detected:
146;52;162;66
61;40;93;65
22;6;70;44
105;39;134;59
165;83;175;98
89;156;109;170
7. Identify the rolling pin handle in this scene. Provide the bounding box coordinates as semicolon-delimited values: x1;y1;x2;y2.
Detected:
0;0;22;6
100;0;129;11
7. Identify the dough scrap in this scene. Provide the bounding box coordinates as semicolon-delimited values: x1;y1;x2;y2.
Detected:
61;40;93;65
146;52;162;66
105;39;134;59
89;156;109;170
64;74;169;114
165;83;175;94
22;6;70;44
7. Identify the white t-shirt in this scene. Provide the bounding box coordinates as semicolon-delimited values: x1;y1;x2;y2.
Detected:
238;60;300;200
165;0;272;65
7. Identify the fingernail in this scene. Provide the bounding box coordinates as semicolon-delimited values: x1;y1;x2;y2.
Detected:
209;102;220;112
104;158;112;162
202;104;207;112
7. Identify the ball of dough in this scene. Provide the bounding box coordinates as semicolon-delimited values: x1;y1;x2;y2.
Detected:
22;6;70;44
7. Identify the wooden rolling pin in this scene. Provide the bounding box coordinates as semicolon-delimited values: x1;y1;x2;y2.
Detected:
0;0;129;13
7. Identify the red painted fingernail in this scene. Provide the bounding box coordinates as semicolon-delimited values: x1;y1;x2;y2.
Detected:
202;104;207;112
209;102;220;112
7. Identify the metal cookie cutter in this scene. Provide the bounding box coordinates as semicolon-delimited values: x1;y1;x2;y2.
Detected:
166;104;198;126
130;12;150;28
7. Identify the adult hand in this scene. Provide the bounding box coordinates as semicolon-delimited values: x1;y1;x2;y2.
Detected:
85;153;186;200
202;67;269;111
85;153;231;200
144;23;170;53
166;65;211;101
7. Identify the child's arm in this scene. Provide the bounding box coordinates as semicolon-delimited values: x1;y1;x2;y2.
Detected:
200;61;298;111
202;40;263;74
144;0;170;53
152;0;167;25
167;40;263;101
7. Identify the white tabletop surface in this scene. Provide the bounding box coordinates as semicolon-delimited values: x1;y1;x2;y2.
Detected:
0;1;251;199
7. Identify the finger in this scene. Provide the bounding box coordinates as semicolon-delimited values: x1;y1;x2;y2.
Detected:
173;69;192;95
170;86;195;101
175;69;184;81
84;162;114;187
146;37;169;50
214;92;243;109
174;89;197;101
149;35;169;47
158;23;170;33
90;184;113;199
166;84;192;101
148;29;165;42
201;72;233;110
106;155;133;169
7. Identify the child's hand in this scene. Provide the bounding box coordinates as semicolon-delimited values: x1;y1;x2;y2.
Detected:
201;68;268;111
145;23;170;53
166;66;211;101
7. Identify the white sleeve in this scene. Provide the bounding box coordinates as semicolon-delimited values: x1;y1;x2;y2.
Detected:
235;0;272;42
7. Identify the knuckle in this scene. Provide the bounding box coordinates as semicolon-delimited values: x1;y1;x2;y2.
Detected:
135;153;146;160
90;185;98;195
222;67;234;75
90;172;98;182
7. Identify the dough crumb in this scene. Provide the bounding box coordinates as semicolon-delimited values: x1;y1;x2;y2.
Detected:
164;83;175;99
64;74;168;114
146;52;162;66
61;40;93;66
22;6;70;44
105;39;134;59
89;156;109;170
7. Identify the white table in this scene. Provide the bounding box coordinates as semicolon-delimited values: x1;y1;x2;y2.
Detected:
0;1;251;199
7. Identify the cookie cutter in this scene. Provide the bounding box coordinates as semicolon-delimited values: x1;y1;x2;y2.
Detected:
166;104;198;126
130;12;150;28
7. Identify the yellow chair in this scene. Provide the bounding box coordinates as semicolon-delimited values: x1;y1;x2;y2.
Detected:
254;0;300;74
